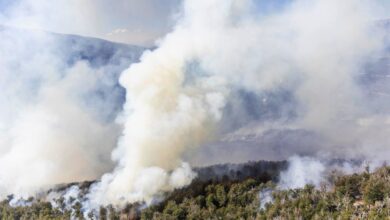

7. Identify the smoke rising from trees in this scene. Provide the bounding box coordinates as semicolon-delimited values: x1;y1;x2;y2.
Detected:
0;0;389;208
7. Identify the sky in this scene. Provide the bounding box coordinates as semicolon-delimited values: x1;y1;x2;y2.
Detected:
0;0;181;46
0;0;389;46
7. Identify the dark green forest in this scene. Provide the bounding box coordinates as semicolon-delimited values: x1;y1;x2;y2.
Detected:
1;163;390;219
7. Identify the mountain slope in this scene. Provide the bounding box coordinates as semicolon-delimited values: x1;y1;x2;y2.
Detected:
1;162;389;219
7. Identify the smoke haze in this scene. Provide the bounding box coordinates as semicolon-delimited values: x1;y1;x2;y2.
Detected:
0;27;143;198
0;0;389;208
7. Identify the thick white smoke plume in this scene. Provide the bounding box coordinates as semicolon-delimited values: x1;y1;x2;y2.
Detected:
1;0;389;209
88;4;229;204
89;0;388;206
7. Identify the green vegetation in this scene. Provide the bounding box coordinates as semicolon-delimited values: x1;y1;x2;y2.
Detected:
1;166;390;219
141;166;390;220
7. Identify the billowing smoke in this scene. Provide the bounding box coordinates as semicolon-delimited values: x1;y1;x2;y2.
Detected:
88;3;230;204
1;0;389;210
89;0;388;206
0;27;142;198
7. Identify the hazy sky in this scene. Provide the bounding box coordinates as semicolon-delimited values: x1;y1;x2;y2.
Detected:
0;0;389;46
0;0;181;46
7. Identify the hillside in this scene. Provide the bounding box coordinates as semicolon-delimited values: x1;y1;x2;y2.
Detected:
0;160;285;219
140;165;390;220
1;161;389;219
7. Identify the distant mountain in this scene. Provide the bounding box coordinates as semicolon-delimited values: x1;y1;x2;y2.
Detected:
0;25;145;67
0;25;145;122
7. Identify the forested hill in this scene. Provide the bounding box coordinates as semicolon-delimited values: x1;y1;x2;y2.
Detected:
140;165;390;220
1;161;390;219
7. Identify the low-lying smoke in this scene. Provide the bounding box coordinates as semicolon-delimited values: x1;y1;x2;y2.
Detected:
279;156;326;189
